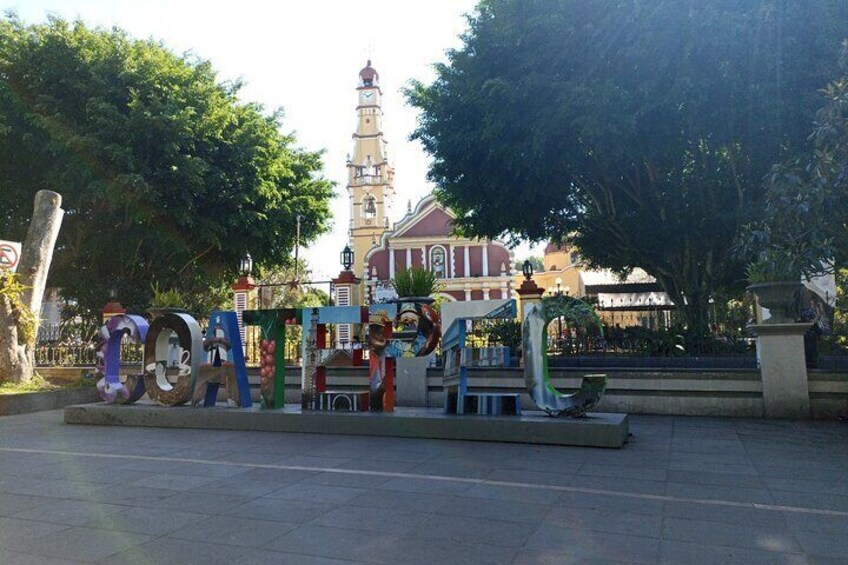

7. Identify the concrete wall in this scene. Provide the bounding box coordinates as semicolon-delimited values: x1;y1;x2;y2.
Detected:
41;364;848;420
231;366;848;419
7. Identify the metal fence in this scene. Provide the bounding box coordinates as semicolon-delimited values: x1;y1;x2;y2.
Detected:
34;343;144;368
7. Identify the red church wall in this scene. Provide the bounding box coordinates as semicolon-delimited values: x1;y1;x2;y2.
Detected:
401;208;453;238
443;290;465;301
487;244;511;275
469;246;483;277
368;248;389;279
470;289;484;301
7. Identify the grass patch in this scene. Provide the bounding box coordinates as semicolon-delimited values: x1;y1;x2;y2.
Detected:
0;374;94;395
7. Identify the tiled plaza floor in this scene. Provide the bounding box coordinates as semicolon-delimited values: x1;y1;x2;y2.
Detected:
0;409;845;564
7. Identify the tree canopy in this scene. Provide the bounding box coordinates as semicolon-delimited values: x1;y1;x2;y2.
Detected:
0;16;333;320
407;0;848;334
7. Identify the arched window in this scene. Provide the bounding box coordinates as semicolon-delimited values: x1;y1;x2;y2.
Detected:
362;195;377;219
429;246;447;278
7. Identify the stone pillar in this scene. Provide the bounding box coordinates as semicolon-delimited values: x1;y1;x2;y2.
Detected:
464;245;471;276
406;248;412;269
396;356;429;407
231;275;257;347
449;244;455;278
388;248;395;279
101;301;126;323
482;243;489;276
749;323;812;419
421;246;427;269
482;288;490;300
332;270;361;349
516;278;544;321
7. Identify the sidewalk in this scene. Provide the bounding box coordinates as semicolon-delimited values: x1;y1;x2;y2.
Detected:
0;410;845;564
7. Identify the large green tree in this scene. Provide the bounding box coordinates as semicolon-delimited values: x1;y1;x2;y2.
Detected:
0;16;333;322
407;0;848;335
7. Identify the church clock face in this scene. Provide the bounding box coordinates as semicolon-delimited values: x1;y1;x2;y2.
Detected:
360;90;375;104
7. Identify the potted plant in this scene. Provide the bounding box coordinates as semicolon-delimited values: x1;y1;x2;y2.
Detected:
390;267;440;304
739;162;836;324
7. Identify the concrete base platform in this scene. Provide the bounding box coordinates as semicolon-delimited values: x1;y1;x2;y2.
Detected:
64;403;630;448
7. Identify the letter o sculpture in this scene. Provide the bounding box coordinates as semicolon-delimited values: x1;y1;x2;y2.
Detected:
96;314;149;404
143;312;203;406
522;301;606;417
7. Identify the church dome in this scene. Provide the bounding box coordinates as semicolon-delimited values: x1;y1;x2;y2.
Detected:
544;242;569;255
359;60;379;86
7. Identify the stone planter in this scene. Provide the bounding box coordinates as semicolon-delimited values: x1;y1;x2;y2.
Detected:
0;386;100;416
747;281;804;324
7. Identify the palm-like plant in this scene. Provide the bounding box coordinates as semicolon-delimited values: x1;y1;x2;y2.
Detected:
391;267;440;298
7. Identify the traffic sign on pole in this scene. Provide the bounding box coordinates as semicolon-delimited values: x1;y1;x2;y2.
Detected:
0;240;22;273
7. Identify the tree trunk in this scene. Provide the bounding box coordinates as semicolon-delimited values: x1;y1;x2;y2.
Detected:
0;190;64;383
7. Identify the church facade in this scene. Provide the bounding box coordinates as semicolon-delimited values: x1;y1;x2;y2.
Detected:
345;61;514;304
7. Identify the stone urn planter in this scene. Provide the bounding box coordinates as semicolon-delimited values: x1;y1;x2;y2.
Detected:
747;281;804;324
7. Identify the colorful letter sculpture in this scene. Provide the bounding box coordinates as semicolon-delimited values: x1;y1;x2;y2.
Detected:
367;300;442;412
96;314;149;403
301;306;369;411
522;301;606;417
442;311;520;416
143;311;203;406
243;308;299;409
192;311;252;408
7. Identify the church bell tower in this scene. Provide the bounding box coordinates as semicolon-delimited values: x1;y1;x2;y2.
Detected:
347;60;394;281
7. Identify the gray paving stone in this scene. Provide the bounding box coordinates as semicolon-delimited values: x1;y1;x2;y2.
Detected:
0;493;56;516
545;505;663;537
525;525;661;564
578;462;668;482
665;481;775;504
190;476;283;497
230;466;319;483
417;513;536;547
223;497;335;523
19;525;152;562
301;470;392;488
240;549;367;565
659;540;808;565
437;494;550;524
142;491;252;515
132;471;219;491
664;500;789;529
83;505;208;536
569;475;667;496
461;483;564;505
266;524;401;562
0;549;85;565
170;515;297;547
556;491;666;516
13;498;126;526
265;483;366;503
486;468;573;487
793;529;848;560
782;512;848;534
0;516;72;548
102;536;248;565
381;475;476;494
311;505;433;534
347;489;454;513
662;516;800;553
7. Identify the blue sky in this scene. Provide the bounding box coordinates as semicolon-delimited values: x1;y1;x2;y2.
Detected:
6;0;541;278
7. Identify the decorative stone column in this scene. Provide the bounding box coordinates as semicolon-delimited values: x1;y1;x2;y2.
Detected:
332;269;361;349
748;323;812;419
231;275;257;347
516;278;544;321
101;301;126;323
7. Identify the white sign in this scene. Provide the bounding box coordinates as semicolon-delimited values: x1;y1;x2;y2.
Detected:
0;240;22;273
373;281;398;303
